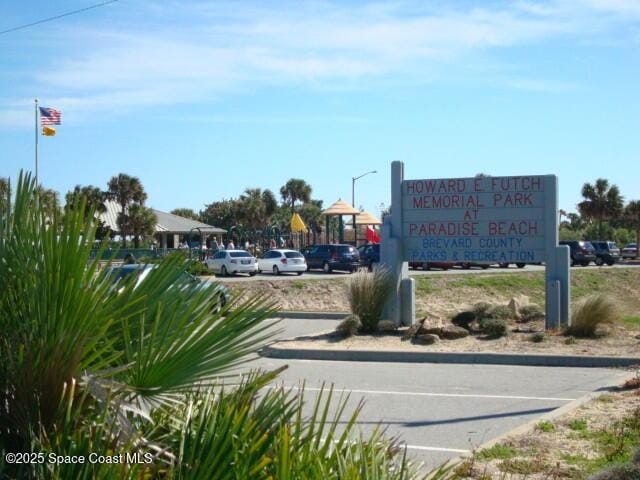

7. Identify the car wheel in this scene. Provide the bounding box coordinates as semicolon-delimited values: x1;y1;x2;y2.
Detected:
249;272;256;276
297;271;303;276
499;263;509;268
606;260;615;266
257;269;262;274
516;263;526;269
595;257;604;266
481;265;489;270
221;266;228;276
461;263;471;270
273;265;280;275
570;258;576;267
581;261;590;267
322;261;331;273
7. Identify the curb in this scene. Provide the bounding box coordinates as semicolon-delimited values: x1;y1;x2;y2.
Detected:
442;370;639;469
261;345;640;368
275;311;349;320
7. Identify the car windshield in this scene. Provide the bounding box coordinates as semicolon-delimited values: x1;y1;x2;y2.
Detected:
285;252;303;258
230;251;252;258
338;246;356;253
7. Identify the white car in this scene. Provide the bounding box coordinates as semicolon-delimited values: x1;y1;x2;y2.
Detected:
258;249;306;275
205;249;257;276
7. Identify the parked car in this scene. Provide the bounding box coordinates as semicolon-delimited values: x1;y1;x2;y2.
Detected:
358;243;380;271
458;262;490;270
498;263;527;269
559;240;596;266
408;261;455;270
258;249;306;275
590;241;621;266
106;263;229;311
300;244;360;273
622;243;638;260
205;249;257;276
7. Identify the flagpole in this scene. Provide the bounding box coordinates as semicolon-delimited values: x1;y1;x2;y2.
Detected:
34;98;39;185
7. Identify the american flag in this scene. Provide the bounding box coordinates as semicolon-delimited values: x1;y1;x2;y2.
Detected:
39;107;61;125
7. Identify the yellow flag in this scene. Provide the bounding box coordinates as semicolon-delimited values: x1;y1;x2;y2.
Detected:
42;126;56;136
290;213;308;233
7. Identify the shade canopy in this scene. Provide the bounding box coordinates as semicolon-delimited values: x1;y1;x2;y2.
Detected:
321;199;361;216
346;211;381;226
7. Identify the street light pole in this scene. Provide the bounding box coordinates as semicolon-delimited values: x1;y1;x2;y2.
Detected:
351;170;377;245
352;170;377;207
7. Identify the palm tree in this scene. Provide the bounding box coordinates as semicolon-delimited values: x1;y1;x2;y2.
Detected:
125;204;157;248
107;174;148;247
0;172;418;479
65;185;107;216
280;179;312;215
625;200;640;258
577;178;624;239
238;188;277;230
170;208;199;220
36;185;61;226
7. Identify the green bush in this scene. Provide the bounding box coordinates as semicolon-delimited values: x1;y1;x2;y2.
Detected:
479;318;508;338
487;304;513;320
451;311;476;330
530;332;545;343
347;267;394;332
336;314;362;337
472;302;492;318
520;304;545;322
566;295;619;337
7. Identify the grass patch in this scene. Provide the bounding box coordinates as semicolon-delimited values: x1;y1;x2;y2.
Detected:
291;280;305;290
621;316;640;329
476;443;518;460
448;274;543;292
499;458;548;475
537;420;555;432
413;276;437;295
568;418;588;431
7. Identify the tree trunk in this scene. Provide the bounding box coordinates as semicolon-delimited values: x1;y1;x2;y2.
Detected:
134;235;140;249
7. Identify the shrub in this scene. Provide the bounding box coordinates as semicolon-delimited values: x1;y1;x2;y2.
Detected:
530;332;545;343
336;314;362;337
565;336;576;345
520;304;545;322
347;267;394;332
479;318;508;338
566;295;619;338
487;304;513;320
472;302;492;318
451;311;476;330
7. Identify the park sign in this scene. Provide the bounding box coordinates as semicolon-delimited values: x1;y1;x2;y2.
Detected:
380;162;570;331
402;175;552;264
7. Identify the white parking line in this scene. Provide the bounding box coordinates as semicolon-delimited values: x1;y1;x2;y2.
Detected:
266;385;575;402
405;445;470;453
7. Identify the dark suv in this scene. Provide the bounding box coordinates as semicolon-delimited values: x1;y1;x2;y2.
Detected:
590;241;620;266
301;244;361;273
559;240;596;266
357;243;380;271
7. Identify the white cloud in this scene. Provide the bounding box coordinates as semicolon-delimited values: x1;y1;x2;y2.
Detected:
1;0;638;123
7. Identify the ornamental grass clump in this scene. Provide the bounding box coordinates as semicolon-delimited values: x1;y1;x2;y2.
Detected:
347;267;394;332
0;173;419;479
566;295;619;338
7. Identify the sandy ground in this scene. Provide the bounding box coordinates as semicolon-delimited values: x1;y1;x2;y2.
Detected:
276;323;640;358
459;386;640;479
204;269;640;357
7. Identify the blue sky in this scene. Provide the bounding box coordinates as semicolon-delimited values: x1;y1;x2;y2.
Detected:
1;0;639;219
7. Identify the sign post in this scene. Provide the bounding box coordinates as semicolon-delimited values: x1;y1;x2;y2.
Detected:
380;161;570;329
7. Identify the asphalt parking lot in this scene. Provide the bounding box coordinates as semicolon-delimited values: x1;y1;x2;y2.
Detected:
213;262;638;283
252;318;631;471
